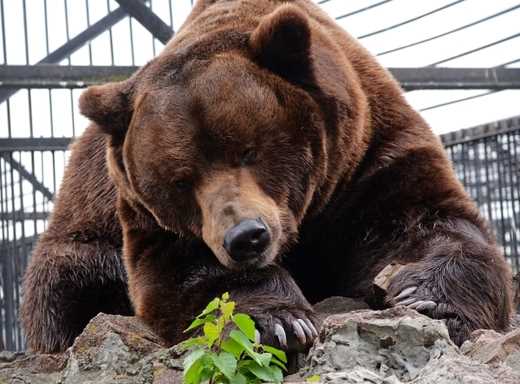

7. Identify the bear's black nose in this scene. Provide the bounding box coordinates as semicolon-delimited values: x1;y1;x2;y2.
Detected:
223;218;271;262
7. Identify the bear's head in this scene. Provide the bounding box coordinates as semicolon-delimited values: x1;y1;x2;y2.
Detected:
79;4;362;270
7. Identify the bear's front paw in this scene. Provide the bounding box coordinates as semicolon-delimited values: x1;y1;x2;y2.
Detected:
387;281;470;345
250;306;319;352
391;285;460;317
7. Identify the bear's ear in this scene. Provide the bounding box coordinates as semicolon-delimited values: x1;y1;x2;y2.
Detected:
79;80;133;137
250;4;312;83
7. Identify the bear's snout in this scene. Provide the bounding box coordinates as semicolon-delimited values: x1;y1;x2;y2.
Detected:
223;218;271;263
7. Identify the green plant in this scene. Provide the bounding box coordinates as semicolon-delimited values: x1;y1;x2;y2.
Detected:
180;293;287;384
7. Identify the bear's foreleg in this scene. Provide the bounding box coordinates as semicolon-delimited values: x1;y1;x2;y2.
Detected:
385;219;512;345
21;236;131;353
118;197;319;351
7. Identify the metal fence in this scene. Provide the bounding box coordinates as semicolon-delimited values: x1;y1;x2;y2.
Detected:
0;0;519;352
0;148;66;351
442;117;520;272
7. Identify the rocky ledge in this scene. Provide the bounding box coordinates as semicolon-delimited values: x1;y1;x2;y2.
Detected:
1;298;519;384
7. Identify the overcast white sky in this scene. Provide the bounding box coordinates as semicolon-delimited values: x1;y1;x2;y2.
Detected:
1;0;519;138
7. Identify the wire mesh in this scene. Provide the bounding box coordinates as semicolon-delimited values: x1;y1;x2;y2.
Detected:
442;119;520;272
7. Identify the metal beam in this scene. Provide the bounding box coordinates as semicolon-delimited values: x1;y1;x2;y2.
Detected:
0;154;54;201
441;115;520;146
115;0;173;44
0;211;50;222
0;1;149;103
1;66;520;90
0;138;72;152
391;67;520;90
0;66;138;89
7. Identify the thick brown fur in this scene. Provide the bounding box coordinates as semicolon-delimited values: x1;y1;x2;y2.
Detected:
22;0;512;353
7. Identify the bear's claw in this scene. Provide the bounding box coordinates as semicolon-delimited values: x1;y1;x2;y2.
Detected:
298;318;317;339
255;329;261;344
253;310;318;352
394;286;438;314
274;323;288;349
267;316;317;350
409;300;437;311
394;286;418;301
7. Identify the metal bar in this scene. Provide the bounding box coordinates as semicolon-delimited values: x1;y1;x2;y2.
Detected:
0;65;138;89
115;0;173;44
377;4;520;56
505;133;519;271
7;153;17;351
0;236;39;250
0;159;15;351
358;0;466;40
0;138;72;152
336;0;392;21
0;156;8;351
390;67;520;90
420;90;497;112
2;65;520;90
428;32;520;67
441;116;520;146
0;154;54;201
0;211;49;221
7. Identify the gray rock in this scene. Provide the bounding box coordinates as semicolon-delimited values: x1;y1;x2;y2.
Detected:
313;297;369;319
0;352;67;384
2;298;520;384
60;313;184;384
461;328;520;374
0;314;184;384
301;306;458;382
410;355;519;384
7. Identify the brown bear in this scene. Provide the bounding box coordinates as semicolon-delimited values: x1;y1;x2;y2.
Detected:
21;0;512;353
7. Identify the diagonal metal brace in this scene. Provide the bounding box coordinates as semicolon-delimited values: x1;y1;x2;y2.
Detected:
0;154;54;201
115;0;174;44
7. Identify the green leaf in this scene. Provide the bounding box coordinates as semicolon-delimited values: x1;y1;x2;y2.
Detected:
229;372;247;384
232;313;256;342
211;352;237;380
185;314;216;332
199;366;214;383
256;352;272;367
267;365;284;383
237;361;256;379
222;292;230;301
216;315;226;334
306;374;321;382
269;356;287;370
203;322;220;347
242;361;283;383
199;297;220;318
178;336;207;350
185;317;206;333
221;301;236;321
183;350;207;384
221;338;244;359
262;345;287;363
183;350;205;372
229;330;262;365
